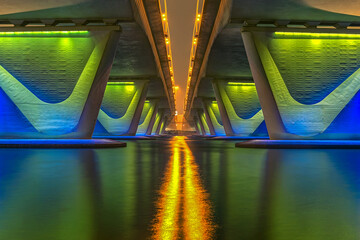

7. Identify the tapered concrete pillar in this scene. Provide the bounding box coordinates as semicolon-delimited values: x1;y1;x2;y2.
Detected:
197;109;211;136
93;80;149;136
201;98;216;136
212;80;234;136
242;31;286;140
212;79;268;137
146;102;159;136
193;119;201;135
155;112;165;135
136;99;159;136
201;98;226;136
128;82;149;135
151;109;163;135
159;116;168;135
193;117;203;136
77;30;122;138
194;114;204;136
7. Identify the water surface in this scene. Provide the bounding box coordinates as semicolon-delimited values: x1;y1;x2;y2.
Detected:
0;137;359;239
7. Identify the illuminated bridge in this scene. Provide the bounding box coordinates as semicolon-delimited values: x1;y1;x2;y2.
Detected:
0;0;176;140
185;0;360;140
3;1;360;239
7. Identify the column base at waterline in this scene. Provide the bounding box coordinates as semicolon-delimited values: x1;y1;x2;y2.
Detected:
92;135;156;140
236;140;360;149
0;139;126;148
210;136;269;141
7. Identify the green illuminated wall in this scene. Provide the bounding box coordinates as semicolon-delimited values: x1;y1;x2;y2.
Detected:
136;100;157;136
159;117;166;135
200;111;211;135
151;110;163;135
195;118;204;135
94;81;147;136
253;31;360;138
215;80;267;136
203;99;225;136
0;31;111;138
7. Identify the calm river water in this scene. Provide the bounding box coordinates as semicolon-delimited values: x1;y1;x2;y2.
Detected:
0;136;359;240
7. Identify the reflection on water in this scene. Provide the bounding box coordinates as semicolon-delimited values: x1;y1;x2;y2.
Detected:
152;136;214;239
1;139;360;239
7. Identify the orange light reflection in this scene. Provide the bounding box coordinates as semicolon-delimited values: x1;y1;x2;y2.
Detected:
152;136;215;240
152;139;181;240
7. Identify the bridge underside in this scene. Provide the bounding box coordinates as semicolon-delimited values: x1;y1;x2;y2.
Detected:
0;0;175;139
186;0;360;140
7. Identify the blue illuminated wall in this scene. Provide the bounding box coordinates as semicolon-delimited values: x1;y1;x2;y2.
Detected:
0;31;110;138
253;32;360;139
93;81;147;136
214;80;268;137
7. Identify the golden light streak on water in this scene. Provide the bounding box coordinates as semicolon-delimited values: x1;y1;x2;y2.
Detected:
152;137;181;240
182;137;214;240
152;136;215;239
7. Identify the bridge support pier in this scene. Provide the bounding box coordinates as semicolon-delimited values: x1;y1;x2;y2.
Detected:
0;29;121;139
146;101;159;136
242;29;360;139
136;99;159;136
212;79;268;137
201;98;226;136
93;80;149;136
201;98;216;136
159;116;168;135
151;109;163;135
194;116;205;136
197;109;211;136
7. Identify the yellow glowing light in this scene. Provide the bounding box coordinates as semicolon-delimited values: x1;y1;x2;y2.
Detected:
227;82;255;86
151;137;215;240
274;31;360;39
107;82;135;85
0;30;88;35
